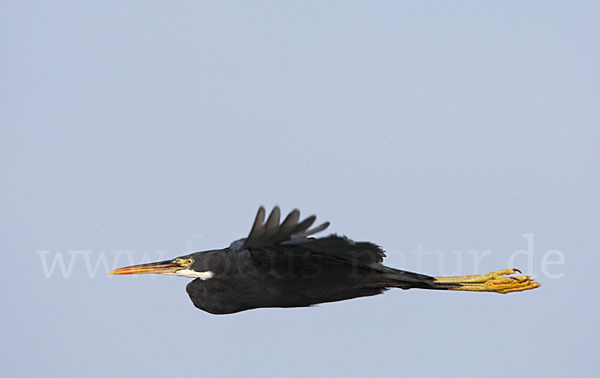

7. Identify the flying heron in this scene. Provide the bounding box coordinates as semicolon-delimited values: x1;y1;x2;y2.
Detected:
111;207;540;314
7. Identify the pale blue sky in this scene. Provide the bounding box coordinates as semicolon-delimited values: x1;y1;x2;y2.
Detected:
1;1;598;377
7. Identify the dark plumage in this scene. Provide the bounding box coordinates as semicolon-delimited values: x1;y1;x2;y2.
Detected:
111;206;540;314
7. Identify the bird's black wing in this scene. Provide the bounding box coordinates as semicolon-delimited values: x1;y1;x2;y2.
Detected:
237;206;385;267
295;234;386;267
241;206;330;248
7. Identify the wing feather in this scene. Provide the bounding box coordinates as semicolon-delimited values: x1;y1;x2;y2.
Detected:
293;215;316;235
302;221;330;237
244;206;266;248
263;206;281;242
275;209;300;241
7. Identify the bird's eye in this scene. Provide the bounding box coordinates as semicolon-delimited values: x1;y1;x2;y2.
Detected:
187;259;193;265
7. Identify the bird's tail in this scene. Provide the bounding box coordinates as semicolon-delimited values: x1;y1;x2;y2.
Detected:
387;268;540;294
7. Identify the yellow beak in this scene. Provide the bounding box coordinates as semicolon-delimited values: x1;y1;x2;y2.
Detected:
110;260;182;275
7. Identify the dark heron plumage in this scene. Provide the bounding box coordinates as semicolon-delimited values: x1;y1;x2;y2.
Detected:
111;206;540;314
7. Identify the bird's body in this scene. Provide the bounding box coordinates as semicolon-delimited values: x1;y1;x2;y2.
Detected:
111;207;540;314
184;237;435;314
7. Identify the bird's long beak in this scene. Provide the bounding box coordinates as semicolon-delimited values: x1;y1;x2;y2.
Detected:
110;260;183;275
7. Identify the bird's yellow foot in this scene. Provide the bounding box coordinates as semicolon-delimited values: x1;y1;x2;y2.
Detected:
434;269;541;294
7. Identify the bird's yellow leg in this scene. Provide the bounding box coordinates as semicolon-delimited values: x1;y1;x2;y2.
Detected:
434;269;540;294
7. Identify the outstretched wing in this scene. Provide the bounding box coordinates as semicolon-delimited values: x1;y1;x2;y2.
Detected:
242;206;330;249
236;207;386;268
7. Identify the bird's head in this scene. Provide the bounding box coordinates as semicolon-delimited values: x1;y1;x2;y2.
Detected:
110;254;214;280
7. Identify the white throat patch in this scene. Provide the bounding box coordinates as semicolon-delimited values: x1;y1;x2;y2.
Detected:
170;269;214;280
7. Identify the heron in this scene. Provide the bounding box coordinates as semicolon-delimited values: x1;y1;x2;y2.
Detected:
110;206;540;314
